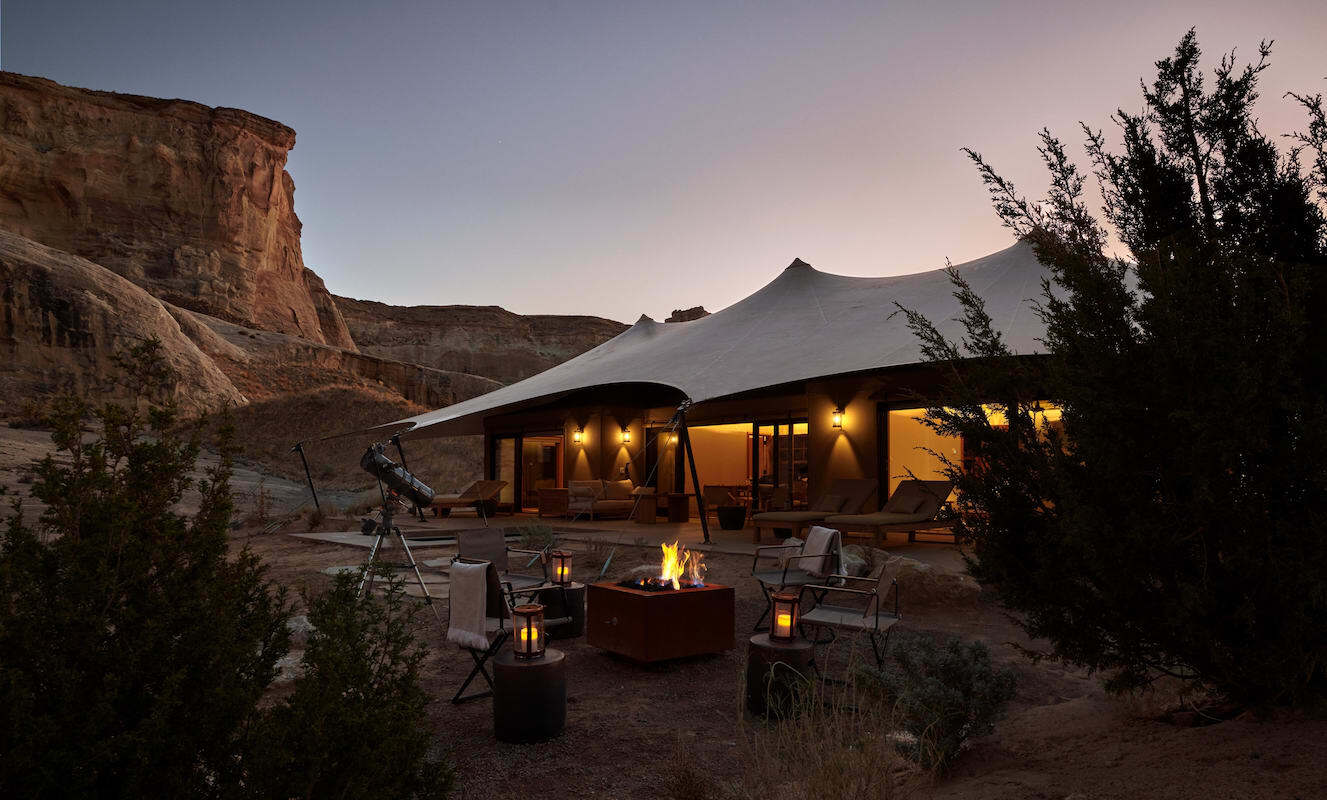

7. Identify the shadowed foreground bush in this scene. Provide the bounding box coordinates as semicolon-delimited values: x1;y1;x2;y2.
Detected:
864;633;1016;771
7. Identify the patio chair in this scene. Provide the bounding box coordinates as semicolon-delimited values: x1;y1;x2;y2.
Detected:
750;525;842;631
702;485;737;522
447;557;571;703
431;480;508;522
750;478;876;544
798;566;901;668
823;479;954;547
456;528;549;592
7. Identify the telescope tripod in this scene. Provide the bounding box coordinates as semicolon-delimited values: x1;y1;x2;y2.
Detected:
358;498;442;624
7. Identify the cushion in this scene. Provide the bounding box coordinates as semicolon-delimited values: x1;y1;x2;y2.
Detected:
604;479;635;500
824;510;933;526
569;480;605;499
888;493;926;514
812;494;846;513
752;510;831;524
801;525;838;577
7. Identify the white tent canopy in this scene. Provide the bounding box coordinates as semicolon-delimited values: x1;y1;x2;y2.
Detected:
380;240;1050;439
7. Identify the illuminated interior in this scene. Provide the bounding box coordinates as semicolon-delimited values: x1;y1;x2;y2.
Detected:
887;403;1060;496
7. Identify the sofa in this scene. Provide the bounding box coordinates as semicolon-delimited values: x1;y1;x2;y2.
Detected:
566;478;637;519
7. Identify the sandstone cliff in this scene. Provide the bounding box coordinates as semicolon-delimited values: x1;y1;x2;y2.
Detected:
0;228;244;413
0;72;355;349
173;306;502;408
334;297;627;384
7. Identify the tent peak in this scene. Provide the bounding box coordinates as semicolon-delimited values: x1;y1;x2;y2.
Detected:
634;313;657;324
784;258;813;271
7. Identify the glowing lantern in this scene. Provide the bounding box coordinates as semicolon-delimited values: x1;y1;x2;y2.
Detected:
512;604;546;660
831;406;844;429
769;591;800;642
573;427;584;444
621;426;631;443
550;549;573;586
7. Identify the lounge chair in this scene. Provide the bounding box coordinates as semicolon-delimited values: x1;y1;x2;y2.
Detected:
456;528;550;592
750;478;876;544
798;566;901;668
750;525;842;631
447;558;570;703
702;485;738;522
431;479;508;520
823;479;954;547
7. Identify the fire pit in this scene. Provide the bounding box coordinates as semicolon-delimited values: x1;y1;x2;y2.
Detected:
587;541;735;662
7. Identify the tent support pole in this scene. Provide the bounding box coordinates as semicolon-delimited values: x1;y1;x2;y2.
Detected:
290;442;320;513
679;410;711;545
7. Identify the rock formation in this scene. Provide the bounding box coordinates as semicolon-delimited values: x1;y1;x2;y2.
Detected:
0;71;354;348
0;228;244;413
666;306;709;323
334;297;627;385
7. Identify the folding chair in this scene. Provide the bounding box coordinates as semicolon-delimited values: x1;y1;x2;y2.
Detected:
750;525;841;631
456;528;549;592
448;557;572;704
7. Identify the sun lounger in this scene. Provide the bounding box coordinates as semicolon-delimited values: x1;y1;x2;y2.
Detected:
749;478;876;544
823;479;953;547
431;479;507;520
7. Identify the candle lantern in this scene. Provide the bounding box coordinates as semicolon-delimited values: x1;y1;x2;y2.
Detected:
769;591;800;642
550;549;573;586
512;604;546;660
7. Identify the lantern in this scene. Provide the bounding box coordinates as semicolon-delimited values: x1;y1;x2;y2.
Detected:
621;426;631;443
769;591;800;642
573;426;584;444
831;406;844;429
550;549;573;586
512;604;546;660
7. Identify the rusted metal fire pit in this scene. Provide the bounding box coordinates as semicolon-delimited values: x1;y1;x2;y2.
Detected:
587;580;735;662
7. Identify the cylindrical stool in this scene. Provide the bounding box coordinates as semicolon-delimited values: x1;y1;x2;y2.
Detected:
494;648;566;743
745;633;815;717
536;582;586;639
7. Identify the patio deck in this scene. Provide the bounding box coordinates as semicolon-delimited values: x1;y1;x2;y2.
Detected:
293;509;965;590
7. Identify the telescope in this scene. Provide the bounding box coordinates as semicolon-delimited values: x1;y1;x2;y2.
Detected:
360;444;435;508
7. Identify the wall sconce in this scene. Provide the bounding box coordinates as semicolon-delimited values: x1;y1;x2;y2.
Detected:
512;604;546;660
620;426;631;444
573;426;584;444
770;591;800;642
550;550;572;586
669;433;678;445
831;406;844;429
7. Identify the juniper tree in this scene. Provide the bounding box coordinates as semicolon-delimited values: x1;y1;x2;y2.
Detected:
900;31;1327;705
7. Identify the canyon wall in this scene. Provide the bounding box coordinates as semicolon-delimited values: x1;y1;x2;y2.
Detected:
0;71;354;349
0;228;244;414
334;297;627;385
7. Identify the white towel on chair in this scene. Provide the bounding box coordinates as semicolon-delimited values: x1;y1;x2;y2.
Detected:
803;526;837;577
447;560;491;650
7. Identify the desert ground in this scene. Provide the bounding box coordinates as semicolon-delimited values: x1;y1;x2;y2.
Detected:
3;423;1323;800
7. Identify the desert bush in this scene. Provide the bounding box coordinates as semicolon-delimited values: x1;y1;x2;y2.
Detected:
0;341;452;799
900;32;1327;705
305;504;326;531
863;633;1016;772
0;341;292;798
237;570;454;799
729;660;913;800
516;522;557;551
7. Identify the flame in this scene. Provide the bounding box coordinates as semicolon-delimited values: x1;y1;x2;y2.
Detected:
658;540;705;589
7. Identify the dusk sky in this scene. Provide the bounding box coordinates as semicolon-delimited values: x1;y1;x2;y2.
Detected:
3;1;1325;323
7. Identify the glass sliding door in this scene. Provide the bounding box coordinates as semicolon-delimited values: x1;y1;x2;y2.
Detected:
755;419;808;509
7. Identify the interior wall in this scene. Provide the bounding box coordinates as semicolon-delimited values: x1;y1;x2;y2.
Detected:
682;424;751;496
887;408;960;496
